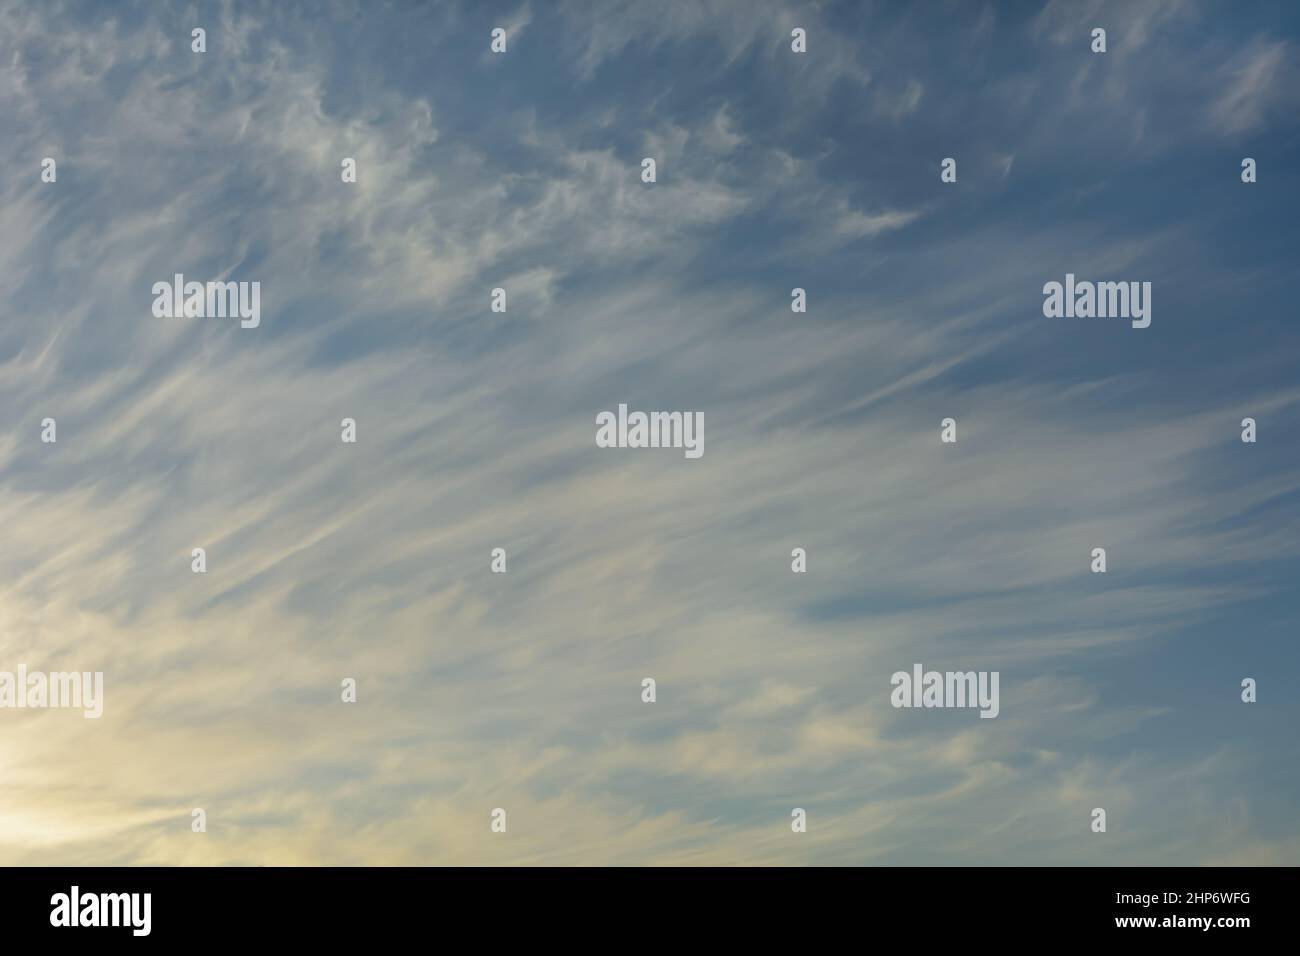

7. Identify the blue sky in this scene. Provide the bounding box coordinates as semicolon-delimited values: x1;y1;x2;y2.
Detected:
1;0;1298;864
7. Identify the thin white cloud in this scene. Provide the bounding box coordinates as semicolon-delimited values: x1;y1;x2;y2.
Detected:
0;0;1296;867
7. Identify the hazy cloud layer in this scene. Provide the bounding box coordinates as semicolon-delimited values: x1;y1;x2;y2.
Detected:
1;0;1298;865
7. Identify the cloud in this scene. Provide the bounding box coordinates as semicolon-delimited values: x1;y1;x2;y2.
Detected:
1207;39;1291;135
1;0;1298;866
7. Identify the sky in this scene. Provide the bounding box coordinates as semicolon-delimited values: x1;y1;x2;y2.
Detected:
1;0;1299;865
